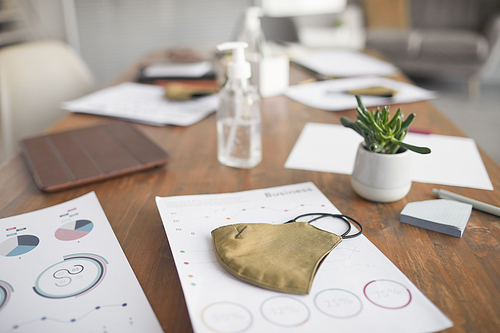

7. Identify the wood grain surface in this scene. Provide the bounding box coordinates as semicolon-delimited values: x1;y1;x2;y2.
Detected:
1;58;499;333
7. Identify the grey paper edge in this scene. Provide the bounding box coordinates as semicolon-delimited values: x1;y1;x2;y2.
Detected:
400;214;463;238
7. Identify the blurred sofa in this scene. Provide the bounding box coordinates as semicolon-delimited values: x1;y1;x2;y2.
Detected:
365;0;500;95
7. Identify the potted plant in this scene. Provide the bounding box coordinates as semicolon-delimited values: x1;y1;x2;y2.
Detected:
341;96;431;202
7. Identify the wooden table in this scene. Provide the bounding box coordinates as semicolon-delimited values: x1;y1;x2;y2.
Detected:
1;58;499;333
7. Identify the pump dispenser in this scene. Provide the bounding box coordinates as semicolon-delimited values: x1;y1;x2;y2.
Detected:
216;42;262;168
219;42;251;79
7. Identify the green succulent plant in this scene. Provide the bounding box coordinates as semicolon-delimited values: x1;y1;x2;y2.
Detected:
341;95;431;154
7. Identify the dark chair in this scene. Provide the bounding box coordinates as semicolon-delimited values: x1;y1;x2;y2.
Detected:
365;0;500;98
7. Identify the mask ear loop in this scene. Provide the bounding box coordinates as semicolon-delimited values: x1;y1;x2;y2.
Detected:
285;213;363;239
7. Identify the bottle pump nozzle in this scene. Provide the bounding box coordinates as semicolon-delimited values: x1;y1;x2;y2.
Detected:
244;7;263;32
217;42;251;80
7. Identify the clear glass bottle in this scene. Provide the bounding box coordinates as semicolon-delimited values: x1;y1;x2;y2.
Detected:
216;42;262;168
237;7;270;63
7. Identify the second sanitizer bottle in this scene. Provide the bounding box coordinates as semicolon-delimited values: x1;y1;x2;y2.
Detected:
216;42;261;168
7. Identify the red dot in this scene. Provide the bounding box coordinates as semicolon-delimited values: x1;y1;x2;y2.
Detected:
184;262;189;265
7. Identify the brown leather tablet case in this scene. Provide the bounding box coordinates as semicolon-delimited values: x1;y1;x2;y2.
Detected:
20;121;169;192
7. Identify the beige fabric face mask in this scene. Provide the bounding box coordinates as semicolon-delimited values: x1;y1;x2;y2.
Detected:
211;213;363;295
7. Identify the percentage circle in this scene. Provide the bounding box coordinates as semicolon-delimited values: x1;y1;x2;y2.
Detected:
201;302;253;333
0;281;13;312
314;288;363;318
260;296;310;327
363;280;412;309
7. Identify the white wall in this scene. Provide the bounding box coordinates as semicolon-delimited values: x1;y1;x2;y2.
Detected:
23;0;500;87
483;65;500;84
18;0;252;87
20;0;66;40
59;0;251;87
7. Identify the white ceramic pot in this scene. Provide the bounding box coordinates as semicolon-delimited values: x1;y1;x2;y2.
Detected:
351;143;411;203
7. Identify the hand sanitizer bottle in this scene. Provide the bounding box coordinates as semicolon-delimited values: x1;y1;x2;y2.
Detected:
237;7;271;62
216;42;261;168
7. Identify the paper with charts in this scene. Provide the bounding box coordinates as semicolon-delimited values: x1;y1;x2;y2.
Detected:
156;182;452;333
0;192;163;333
62;82;218;126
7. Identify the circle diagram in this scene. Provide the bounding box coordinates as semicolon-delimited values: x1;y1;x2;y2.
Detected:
261;296;310;327
0;235;39;257
363;280;412;309
33;253;107;299
201;302;253;333
314;289;363;319
55;220;94;241
0;280;14;312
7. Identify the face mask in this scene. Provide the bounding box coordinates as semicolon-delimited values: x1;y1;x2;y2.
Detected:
211;213;363;295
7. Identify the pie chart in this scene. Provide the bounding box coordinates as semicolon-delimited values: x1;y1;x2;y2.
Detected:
55;220;94;241
0;235;39;257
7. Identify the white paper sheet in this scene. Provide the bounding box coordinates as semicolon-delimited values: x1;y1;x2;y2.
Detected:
143;61;212;78
400;199;473;237
156;182;453;333
285;77;437;111
0;192;163;333
62;82;218;126
284;123;493;190
293;49;397;77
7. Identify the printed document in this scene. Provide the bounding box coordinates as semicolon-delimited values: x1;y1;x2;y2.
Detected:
285;77;436;111
156;182;453;333
0;192;163;333
62;82;218;126
293;49;397;77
